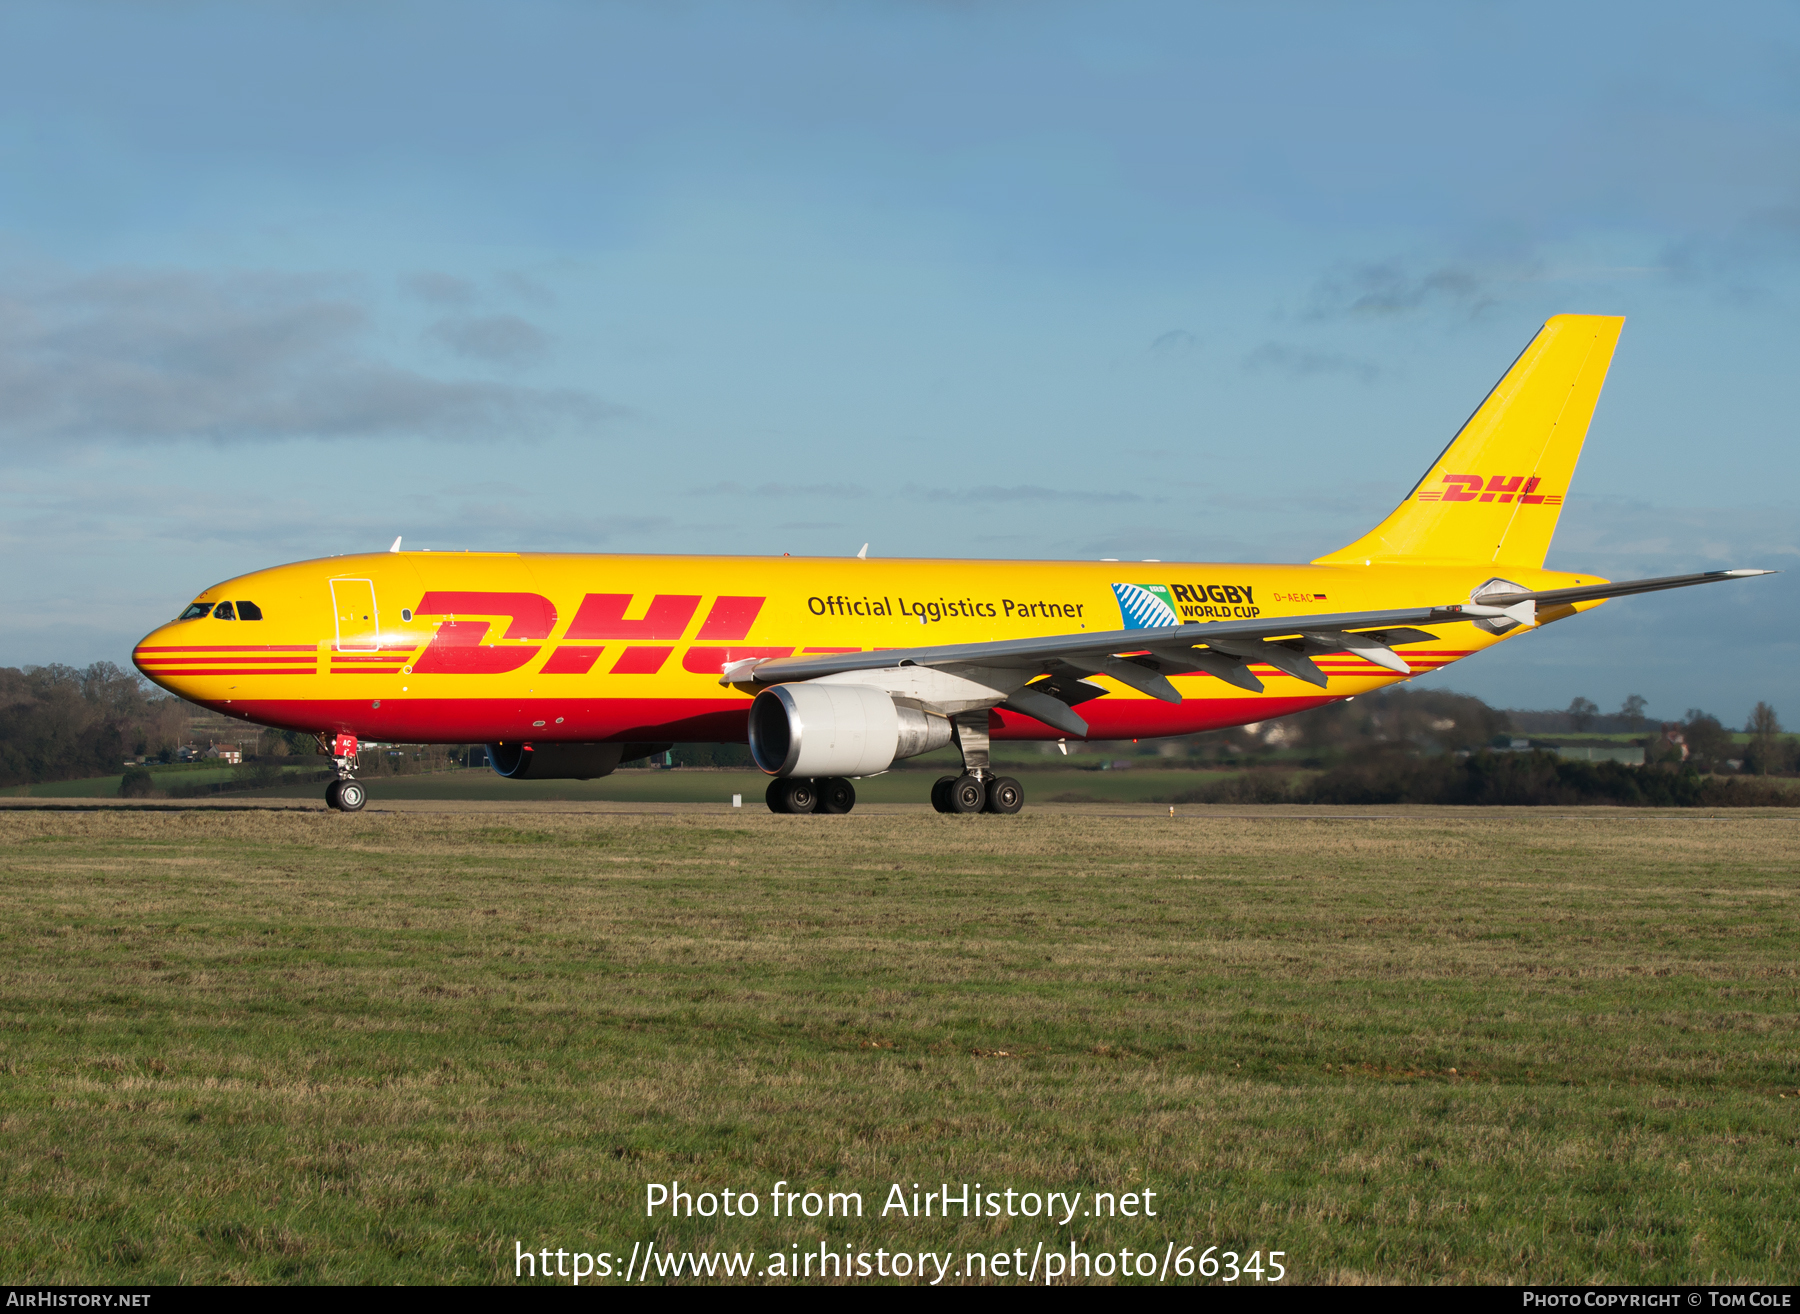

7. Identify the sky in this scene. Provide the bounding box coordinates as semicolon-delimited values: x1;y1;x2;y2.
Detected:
0;0;1794;725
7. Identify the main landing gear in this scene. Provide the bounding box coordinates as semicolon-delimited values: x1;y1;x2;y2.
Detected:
762;712;1029;816
928;712;1024;815
317;732;367;812
930;773;1023;814
766;776;857;814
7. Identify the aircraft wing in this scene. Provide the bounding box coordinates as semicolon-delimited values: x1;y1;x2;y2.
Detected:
718;569;1775;737
727;604;1452;688
1472;568;1776;609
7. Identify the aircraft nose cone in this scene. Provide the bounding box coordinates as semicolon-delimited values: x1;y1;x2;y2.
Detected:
133;622;193;694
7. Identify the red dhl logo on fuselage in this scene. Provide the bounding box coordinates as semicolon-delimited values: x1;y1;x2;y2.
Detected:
1415;475;1562;505
391;592;775;677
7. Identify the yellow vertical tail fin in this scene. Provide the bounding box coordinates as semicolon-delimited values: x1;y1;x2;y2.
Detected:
1314;313;1624;569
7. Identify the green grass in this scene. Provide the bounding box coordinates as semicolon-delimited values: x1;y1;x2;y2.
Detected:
2;765;321;799
1;806;1796;1284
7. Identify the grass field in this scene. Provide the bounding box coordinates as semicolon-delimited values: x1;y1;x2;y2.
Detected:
1;803;1795;1285
2;765;320;800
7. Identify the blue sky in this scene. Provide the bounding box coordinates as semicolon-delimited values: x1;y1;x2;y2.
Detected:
1;1;1794;724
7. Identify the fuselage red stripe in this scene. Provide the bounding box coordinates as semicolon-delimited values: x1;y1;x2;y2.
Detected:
133;644;316;652
138;657;315;667
142;668;318;676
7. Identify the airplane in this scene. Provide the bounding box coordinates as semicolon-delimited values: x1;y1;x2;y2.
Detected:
133;314;1772;814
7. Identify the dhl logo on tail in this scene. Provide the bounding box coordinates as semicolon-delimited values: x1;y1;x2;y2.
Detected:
1415;475;1563;505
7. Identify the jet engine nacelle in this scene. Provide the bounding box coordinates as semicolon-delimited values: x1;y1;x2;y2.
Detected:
748;682;953;777
485;741;672;780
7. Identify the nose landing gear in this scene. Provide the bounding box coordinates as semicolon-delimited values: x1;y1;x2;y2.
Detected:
316;732;367;811
325;778;367;811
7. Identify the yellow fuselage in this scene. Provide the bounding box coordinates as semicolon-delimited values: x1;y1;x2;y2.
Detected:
132;551;1595;745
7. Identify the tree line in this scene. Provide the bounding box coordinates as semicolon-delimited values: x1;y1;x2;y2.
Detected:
1188;687;1792;776
1177;746;1792;807
0;664;190;789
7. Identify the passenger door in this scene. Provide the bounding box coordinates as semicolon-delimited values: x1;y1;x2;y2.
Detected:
331;578;380;652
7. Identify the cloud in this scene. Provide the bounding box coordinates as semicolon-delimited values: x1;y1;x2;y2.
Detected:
401;271;475;305
437;480;533;497
902;484;1147;505
1149;329;1196;354
687;480;1148;507
427;313;549;364
0;268;615;445
1656;213;1800;303
1243;342;1379;383
688;480;872;498
0;471;671;560
496;271;556;306
1306;258;1525;320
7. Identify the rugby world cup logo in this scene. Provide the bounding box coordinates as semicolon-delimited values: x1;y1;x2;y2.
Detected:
1112;583;1179;629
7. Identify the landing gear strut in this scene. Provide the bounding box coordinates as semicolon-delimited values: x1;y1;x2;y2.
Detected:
929;713;1024;814
317;732;366;811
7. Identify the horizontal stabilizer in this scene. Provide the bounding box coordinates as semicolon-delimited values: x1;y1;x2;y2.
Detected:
1462;598;1537;628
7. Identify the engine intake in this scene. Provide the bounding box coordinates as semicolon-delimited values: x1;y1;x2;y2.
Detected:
486;741;671;780
748;682;952;777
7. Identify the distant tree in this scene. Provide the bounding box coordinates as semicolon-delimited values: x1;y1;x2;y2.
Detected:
1680;709;1735;770
1227;684;1510;761
1619;694;1649;727
256;728;316;758
1567;696;1599;732
0;663;192;787
1744;702;1785;776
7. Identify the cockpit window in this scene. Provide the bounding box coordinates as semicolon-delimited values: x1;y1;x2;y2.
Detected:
178;603;214;620
236;601;263;620
213;601;237;620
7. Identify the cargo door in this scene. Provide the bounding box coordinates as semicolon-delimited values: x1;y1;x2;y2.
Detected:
331;578;380;652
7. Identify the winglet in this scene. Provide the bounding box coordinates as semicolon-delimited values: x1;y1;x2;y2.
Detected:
389;536;403;553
